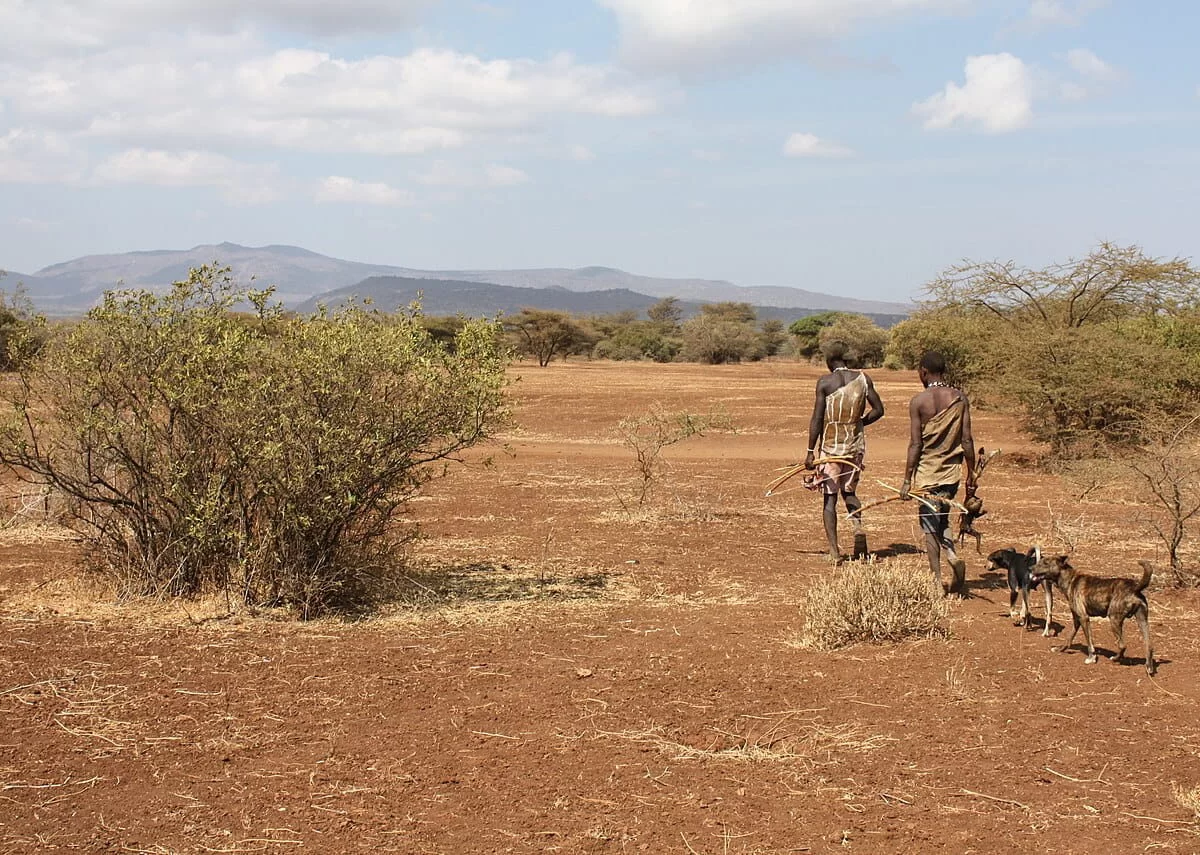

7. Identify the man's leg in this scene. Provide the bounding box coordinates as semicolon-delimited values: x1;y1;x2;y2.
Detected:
924;531;942;584
823;493;841;564
920;496;950;588
943;531;967;597
844;492;867;560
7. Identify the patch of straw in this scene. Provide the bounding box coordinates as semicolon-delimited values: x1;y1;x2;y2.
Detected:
1172;783;1200;820
596;712;892;767
794;559;950;650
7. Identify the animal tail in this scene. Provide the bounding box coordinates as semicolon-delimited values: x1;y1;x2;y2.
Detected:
1136;560;1154;592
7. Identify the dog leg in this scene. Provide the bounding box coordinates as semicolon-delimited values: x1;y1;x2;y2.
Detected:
1009;588;1018;620
1135;607;1156;677
1055;616;1080;654
1019;587;1031;629
1080;612;1098;665
1109;610;1127;663
1042;586;1055;637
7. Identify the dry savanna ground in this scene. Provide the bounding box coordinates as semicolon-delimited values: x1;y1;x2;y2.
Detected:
2;360;1200;854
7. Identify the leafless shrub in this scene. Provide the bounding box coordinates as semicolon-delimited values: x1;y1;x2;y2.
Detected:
615;403;730;506
1118;415;1200;585
1043;506;1101;556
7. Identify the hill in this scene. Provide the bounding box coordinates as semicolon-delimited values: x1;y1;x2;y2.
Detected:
299;275;908;327
3;243;913;317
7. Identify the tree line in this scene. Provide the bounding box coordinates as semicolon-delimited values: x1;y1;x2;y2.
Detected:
492;298;891;368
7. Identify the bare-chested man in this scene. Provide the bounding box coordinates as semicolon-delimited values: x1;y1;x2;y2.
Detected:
804;343;884;564
899;351;977;596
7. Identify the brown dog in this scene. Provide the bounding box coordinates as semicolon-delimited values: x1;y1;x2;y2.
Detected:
1031;555;1156;676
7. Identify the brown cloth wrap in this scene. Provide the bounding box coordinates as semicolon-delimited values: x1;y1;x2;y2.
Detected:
914;398;965;491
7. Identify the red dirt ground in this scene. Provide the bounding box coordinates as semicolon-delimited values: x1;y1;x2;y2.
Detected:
2;360;1199;854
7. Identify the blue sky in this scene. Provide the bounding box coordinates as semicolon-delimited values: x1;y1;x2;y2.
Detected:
1;0;1197;301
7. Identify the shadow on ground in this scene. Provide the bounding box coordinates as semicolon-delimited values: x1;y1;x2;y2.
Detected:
393;561;613;609
872;543;923;558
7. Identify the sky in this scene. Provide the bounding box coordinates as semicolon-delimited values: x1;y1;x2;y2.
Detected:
1;0;1198;302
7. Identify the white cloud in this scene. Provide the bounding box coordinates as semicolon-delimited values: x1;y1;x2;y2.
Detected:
1025;0;1105;30
4;216;52;232
913;53;1034;133
782;132;853;158
0;4;663;205
0;44;660;158
91;149;282;203
315;176;414;206
599;0;961;72
485;164;530;186
0;0;437;55
416;160;472;187
692;148;723;161
567;144;596;162
1064;48;1120;82
416;161;529;187
0;128;86;183
1055;48;1123;101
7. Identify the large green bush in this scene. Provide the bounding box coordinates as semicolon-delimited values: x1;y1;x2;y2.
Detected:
788;311;854;360
899;243;1200;453
883;309;1001;391
0;266;509;616
0;285;47;371
817;314;888;368
592;322;680;362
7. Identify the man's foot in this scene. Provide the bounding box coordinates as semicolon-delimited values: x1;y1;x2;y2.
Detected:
852;532;869;561
948;559;968;597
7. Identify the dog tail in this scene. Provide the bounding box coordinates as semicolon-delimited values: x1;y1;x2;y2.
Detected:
1136;560;1154;592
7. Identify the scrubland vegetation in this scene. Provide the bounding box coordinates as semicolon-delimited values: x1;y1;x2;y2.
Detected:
3;241;1200;616
0;266;508;616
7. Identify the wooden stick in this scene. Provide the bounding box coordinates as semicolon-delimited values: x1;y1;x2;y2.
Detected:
1120;812;1194;825
955;789;1029;810
764;456;861;497
874;480;970;513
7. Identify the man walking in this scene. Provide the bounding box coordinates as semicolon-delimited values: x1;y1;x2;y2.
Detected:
805;342;884;564
900;351;977;596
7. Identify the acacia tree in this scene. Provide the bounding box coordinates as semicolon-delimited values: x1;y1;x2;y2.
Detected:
758;318;787;357
788;311;854;360
921;243;1200;453
506;308;592;367
647;296;683;331
680;314;763;364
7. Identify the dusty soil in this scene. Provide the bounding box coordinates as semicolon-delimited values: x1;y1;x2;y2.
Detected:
2;360;1199;854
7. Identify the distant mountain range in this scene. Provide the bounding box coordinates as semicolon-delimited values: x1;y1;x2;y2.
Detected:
299;275;907;327
2;242;913;321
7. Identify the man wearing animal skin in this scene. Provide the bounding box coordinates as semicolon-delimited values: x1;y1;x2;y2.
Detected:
900;351;977;596
804;342;885;564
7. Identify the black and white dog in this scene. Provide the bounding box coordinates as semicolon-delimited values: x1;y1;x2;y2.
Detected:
986;547;1054;635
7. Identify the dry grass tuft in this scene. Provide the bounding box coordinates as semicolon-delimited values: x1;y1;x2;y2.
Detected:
597;714;891;766
1172;783;1200;819
795;559;950;650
